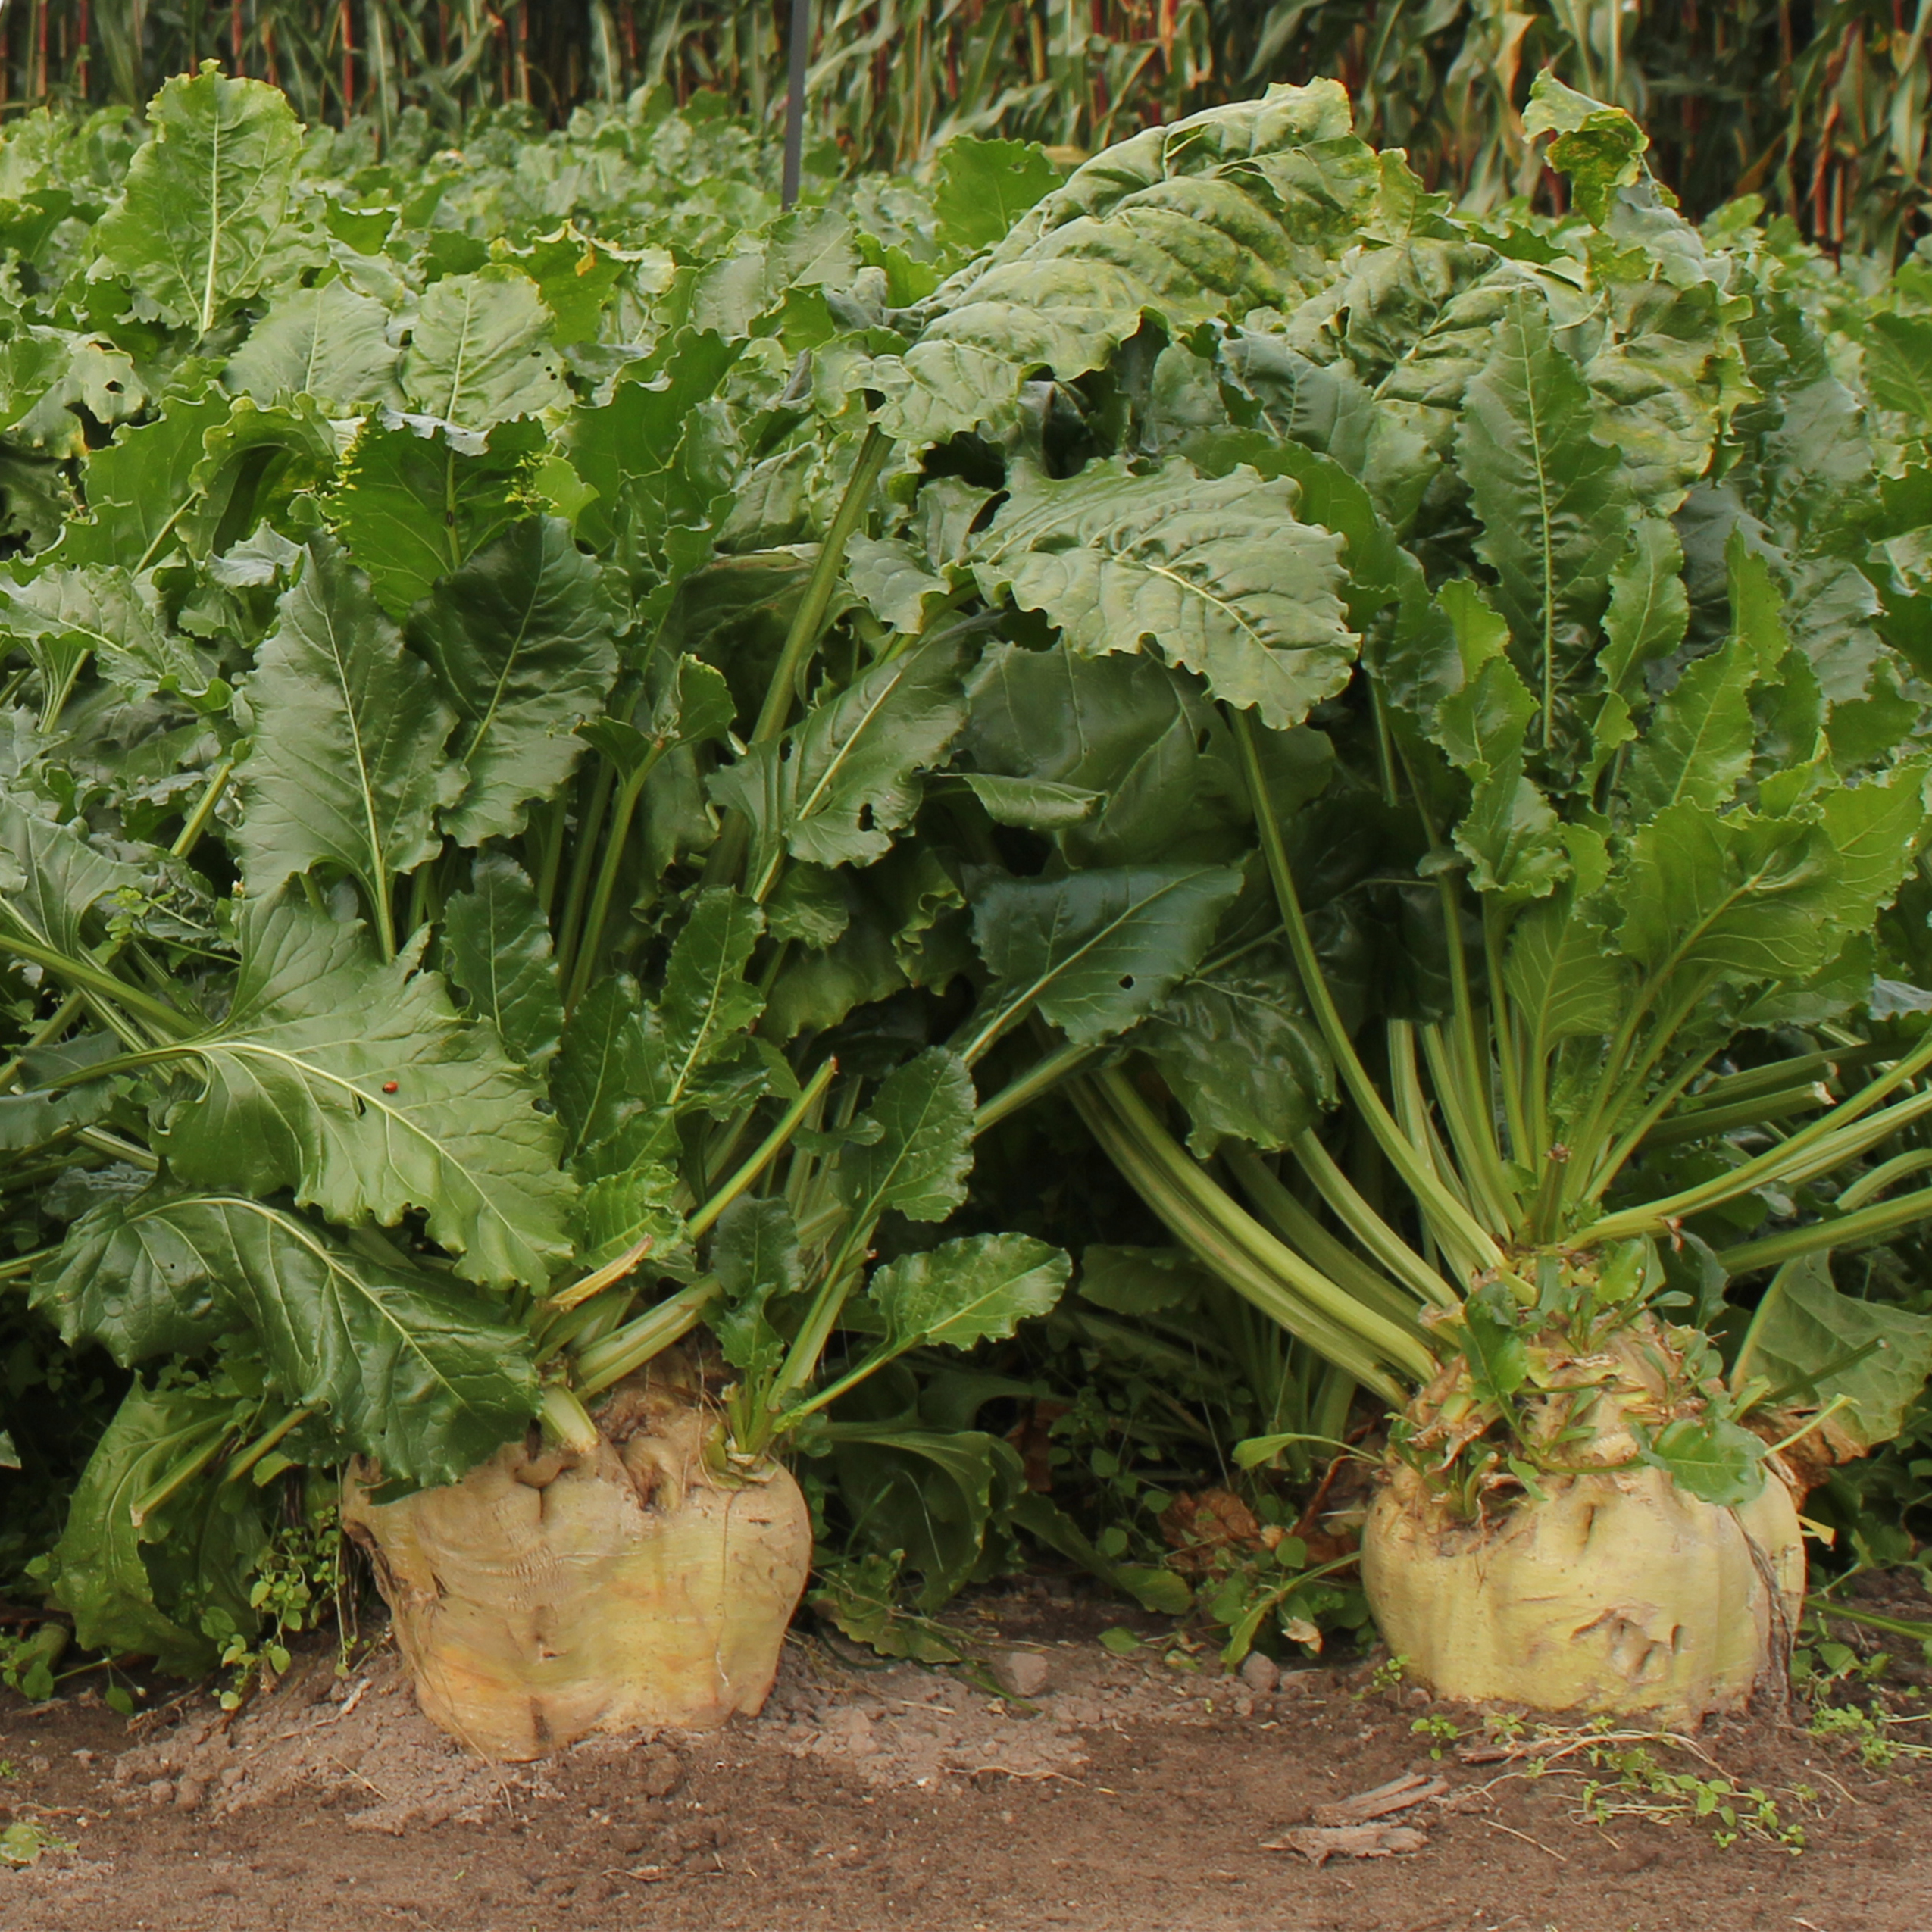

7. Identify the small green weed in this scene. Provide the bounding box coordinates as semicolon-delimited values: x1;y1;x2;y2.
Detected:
1411;1714;1461;1759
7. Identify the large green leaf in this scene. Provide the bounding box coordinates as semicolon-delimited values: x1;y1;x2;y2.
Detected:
869;1232;1070;1352
1861;311;1932;427
152;897;572;1289
409;517;617;846
886;83;1371;445
550;889;766;1171
330;415;536;617
90;69;310;336
226;280;403;415
970;864;1243;1046
970;458;1357;730
402;267;568;430
932;137;1061;257
1624;633;1757;821
0;564;210;702
0;799;140;962
1502;878;1630;1063
960;642;1261;868
836;1047;975;1227
60;389;231;573
442;852;564;1071
1743;1254;1932;1450
45;1379;260;1676
1131;945;1333;1154
1635;1415;1767;1508
233;537;458;916
708;630;968;882
1454;289;1634;723
34;1189;539;1485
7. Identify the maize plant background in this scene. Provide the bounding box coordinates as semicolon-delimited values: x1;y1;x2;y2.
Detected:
7;7;1932;249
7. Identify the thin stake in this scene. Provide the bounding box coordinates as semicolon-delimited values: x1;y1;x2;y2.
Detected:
781;0;809;209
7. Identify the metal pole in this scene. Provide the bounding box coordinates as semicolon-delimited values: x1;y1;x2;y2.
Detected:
781;0;809;209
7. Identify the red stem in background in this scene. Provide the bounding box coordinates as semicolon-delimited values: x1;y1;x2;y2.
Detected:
340;0;355;113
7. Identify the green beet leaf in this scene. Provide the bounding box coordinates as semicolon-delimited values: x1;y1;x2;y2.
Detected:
226;279;404;416
46;1379;264;1676
409;517;619;846
1131;946;1333;1155
1742;1255;1932;1451
330;415;538;617
233;536;459;933
442;852;565;1071
1634;1415;1768;1508
90;67;311;336
969;863;1244;1049
402;267;569;431
36;1188;539;1485
152;896;572;1290
869;1232;1070;1352
836;1048;976;1228
970;458;1357;731
708;630;968;886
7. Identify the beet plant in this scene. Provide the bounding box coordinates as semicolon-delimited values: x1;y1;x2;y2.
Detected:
4;65;1932;1747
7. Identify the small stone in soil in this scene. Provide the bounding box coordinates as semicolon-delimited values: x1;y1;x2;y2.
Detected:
1239;1653;1280;1694
991;1649;1051;1699
635;1746;683;1800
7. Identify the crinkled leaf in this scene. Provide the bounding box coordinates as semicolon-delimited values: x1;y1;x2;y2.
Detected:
45;1380;250;1675
571;1161;683;1273
933;137;1061;257
34;1188;538;1484
1131;944;1332;1154
708;630;967;879
226;279;402;414
1545;108;1648;227
971;864;1244;1046
827;1425;1021;1611
836;1047;975;1227
550;890;765;1170
711;1194;803;1382
442;851;564;1071
153;896;572;1288
1450;1278;1528;1402
331;414;536;617
59;389;230;572
971;458;1356;730
1455;291;1634;715
1636;1415;1767;1507
402;267;568;430
959;773;1102;830
1624;633;1757;820
234;536;457;910
91;70;310;335
410;517;617;846
870;1231;1070;1352
0;799;141;961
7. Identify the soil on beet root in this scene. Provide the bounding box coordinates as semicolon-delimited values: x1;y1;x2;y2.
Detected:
0;1575;1928;1932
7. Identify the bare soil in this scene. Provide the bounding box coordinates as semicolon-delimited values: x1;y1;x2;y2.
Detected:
0;1581;1927;1932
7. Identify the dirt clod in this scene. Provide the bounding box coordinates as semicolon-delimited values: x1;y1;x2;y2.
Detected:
990;1649;1052;1699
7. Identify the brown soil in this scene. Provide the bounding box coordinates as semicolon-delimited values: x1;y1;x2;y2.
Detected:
1;1581;1928;1932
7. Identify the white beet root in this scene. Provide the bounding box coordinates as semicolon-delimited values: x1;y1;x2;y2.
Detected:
342;1359;811;1760
1364;1444;1805;1724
